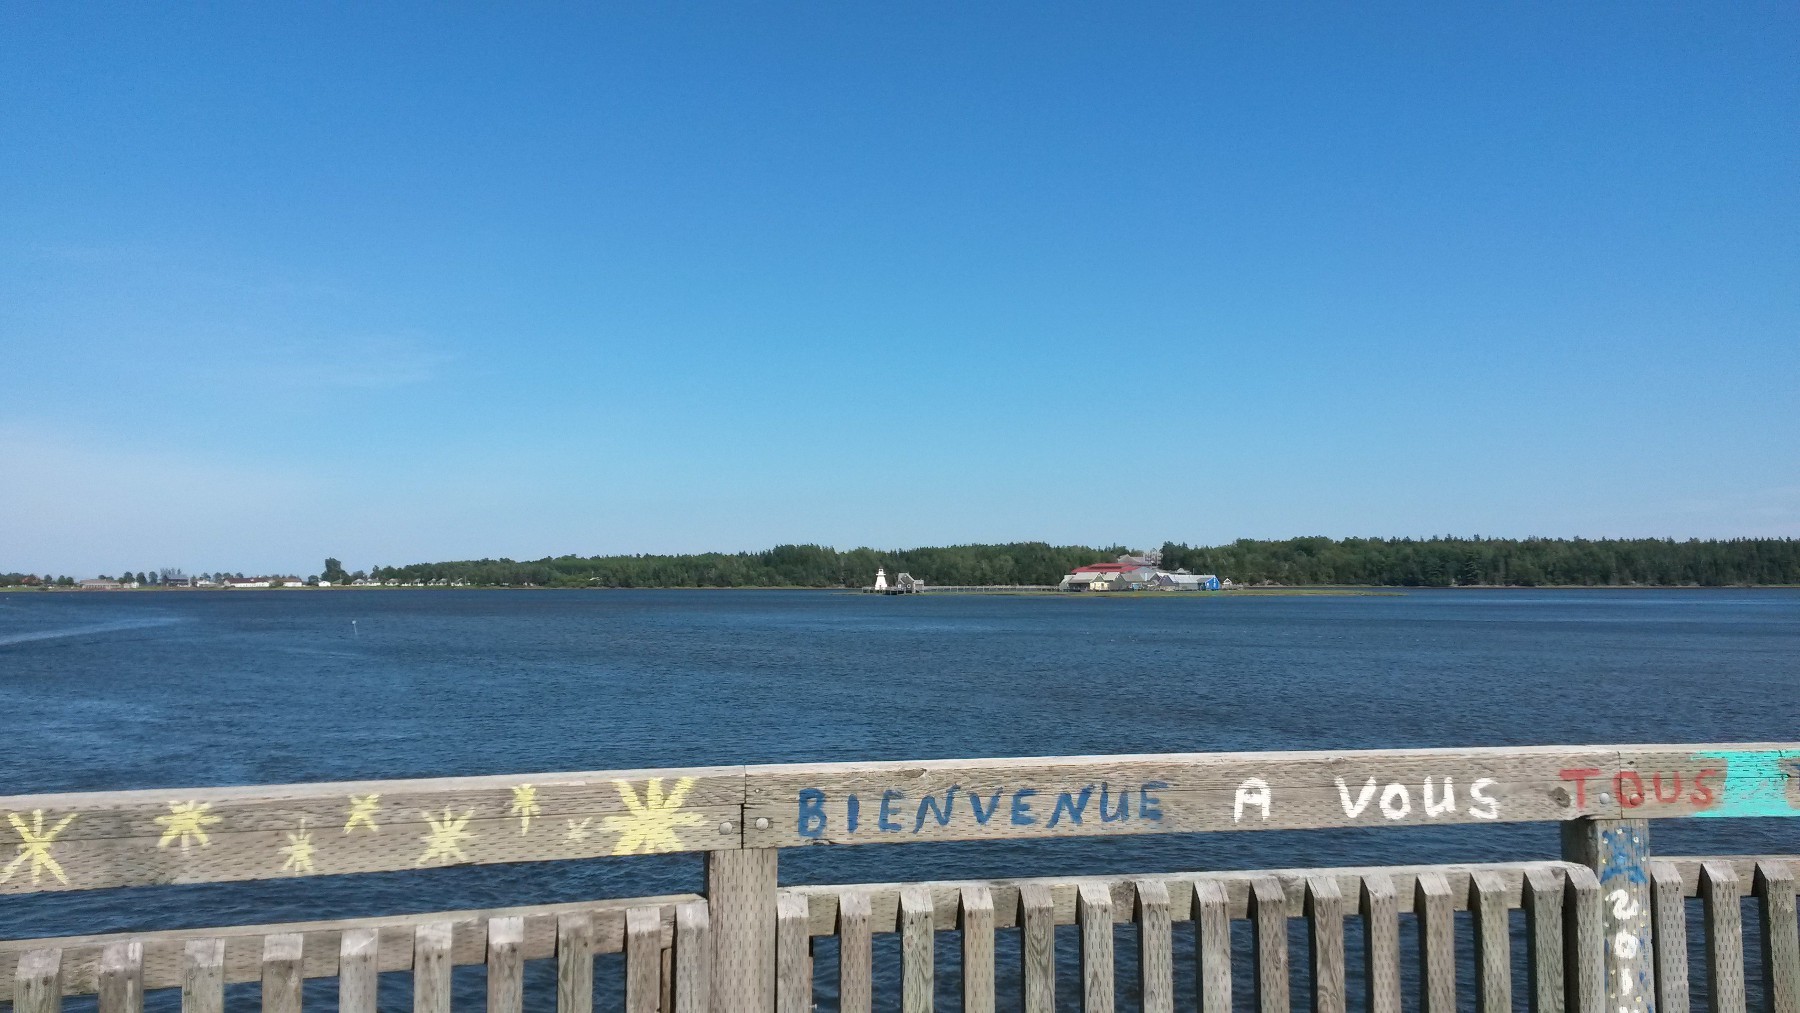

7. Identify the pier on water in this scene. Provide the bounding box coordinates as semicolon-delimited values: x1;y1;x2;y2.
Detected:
1;741;1797;1013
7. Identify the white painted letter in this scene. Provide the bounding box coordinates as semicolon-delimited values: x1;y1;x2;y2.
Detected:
1336;776;1377;818
1234;778;1271;822
1423;776;1456;817
1468;777;1499;820
1379;782;1412;820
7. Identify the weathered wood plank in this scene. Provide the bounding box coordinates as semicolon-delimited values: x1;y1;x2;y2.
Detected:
1524;866;1566;1013
746;747;1628;847
14;949;61;1013
1415;872;1455;1013
1019;882;1056;1013
1701;862;1746;1013
1648;862;1689;1013
1565;820;1654;1013
836;891;872;1013
1194;879;1231;1013
775;894;811;1013
413;922;452;1013
1360;874;1401;1013
962;885;997;1013
1611;746;1800;819
556;912;593;1013
181;939;223;1013
627;906;663;1013
1470;870;1512;1013
336;930;376;1013
1134;880;1172;1013
1564;865;1605;1013
97;942;142;1013
709;849;777;1013
1078;882;1114;1013
674;902;710;1013
1306;877;1345;1013
0;891;693;1000
260;934;302;1013
486;917;524;1013
901;885;934;1013
0;767;746;894
1251;876;1289;1013
1755;861;1799;1013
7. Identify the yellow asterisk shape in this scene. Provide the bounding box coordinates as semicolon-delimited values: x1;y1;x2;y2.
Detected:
605;778;705;855
344;794;381;834
3;809;76;886
279;824;316;875
156;801;222;852
417;808;476;866
511;784;541;834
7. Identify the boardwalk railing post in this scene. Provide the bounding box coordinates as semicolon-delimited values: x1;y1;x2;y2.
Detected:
1564;817;1655;1013
707;848;778;1013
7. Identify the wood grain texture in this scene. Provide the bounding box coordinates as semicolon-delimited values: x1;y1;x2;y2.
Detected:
0;766;745;895
627;906;664;1013
1565;820;1654;1013
1755;861;1799;1013
836;891;872;1013
1360;874;1401;1013
14;949;61;1013
1251;876;1289;1013
1648;862;1689;1013
0;892;693;1001
412;922;452;1013
1701;862;1746;1013
556;912;593;1013
181;939;223;1013
97;942;142;1013
1194;880;1232;1013
745;746;1628;847
1078;882;1114;1013
708;848;777;1013
775;894;811;1013
486;917;524;1013
961;885;996;1013
675;901;711;1013
1415;872;1455;1013
1470;870;1512;1013
1563;865;1604;1013
260;934;302;1013
1019;882;1056;1013
336;930;376;1013
1134;880;1172;1013
1305;877;1345;1013
1524;866;1566;1013
900;885;934;1013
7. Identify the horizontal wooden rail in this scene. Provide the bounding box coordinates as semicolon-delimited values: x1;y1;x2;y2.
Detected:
1;743;1793;895
0;892;699;1001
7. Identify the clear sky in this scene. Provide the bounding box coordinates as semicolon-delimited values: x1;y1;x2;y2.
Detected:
4;6;1797;577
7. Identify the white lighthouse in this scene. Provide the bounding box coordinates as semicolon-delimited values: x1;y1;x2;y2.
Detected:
873;567;888;592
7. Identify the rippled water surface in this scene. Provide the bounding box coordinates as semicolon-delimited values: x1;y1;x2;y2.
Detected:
2;588;1795;1004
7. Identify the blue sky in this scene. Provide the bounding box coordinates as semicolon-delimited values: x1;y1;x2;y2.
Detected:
4;5;1797;576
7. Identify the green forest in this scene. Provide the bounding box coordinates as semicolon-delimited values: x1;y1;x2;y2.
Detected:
359;537;1800;588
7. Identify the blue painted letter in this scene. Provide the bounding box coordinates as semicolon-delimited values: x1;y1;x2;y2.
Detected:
879;790;904;832
969;789;1003;825
1099;782;1130;822
914;787;960;832
1011;788;1039;826
1049;786;1095;828
797;788;827;838
847;793;860;833
1140;781;1168;821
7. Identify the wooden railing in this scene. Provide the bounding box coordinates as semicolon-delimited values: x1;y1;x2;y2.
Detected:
1;743;1795;1012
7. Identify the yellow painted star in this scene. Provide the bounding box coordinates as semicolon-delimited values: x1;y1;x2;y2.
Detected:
156;801;222;852
344;794;381;834
279;822;316;875
2;809;76;886
565;817;595;842
511;784;541;834
417;808;476;866
604;778;706;855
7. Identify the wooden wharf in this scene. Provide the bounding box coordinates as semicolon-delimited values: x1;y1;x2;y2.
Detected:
2;742;1796;1013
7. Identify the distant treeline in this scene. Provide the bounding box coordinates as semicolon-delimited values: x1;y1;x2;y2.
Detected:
367;537;1800;588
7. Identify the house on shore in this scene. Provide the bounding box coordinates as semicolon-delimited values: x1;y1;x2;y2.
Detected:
1058;554;1226;592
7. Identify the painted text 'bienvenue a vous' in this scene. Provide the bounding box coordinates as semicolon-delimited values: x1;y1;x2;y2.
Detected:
794;775;1502;838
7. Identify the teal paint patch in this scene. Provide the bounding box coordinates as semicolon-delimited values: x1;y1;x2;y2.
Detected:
1692;749;1800;818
